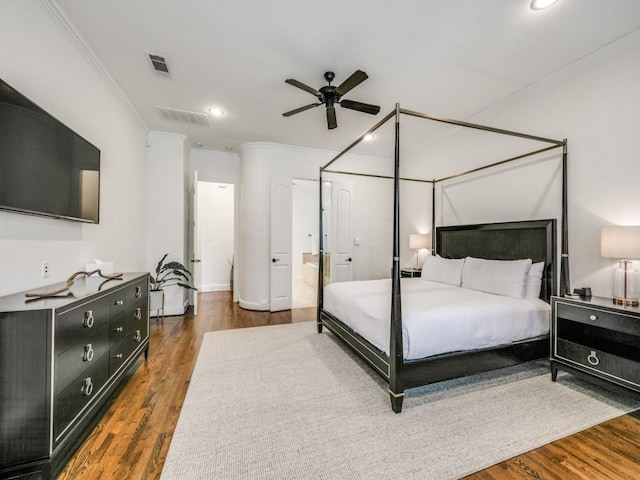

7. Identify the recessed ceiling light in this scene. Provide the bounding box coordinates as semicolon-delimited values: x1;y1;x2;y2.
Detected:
530;0;559;10
224;146;233;151
364;133;375;141
208;107;225;116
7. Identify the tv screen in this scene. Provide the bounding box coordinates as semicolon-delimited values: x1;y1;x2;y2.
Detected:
0;78;100;223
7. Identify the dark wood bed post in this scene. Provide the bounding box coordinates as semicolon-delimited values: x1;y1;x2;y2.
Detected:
431;180;436;255
317;168;324;333
389;103;404;413
560;139;570;297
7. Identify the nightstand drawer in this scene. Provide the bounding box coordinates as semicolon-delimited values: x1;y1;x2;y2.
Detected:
556;302;640;337
556;339;640;387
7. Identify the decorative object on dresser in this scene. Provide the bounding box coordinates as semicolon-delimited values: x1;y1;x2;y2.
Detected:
0;273;150;480
600;226;640;306
551;295;640;394
409;233;429;270
24;269;122;299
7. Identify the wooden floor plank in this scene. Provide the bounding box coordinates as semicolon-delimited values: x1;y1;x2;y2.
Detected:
59;292;640;479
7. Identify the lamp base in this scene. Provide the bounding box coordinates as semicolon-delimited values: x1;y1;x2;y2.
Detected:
613;297;639;307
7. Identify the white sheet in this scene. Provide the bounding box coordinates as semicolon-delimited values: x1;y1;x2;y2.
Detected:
323;278;550;361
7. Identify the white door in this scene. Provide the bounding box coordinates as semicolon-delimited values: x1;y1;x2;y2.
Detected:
270;175;292;311
191;171;201;315
331;181;353;283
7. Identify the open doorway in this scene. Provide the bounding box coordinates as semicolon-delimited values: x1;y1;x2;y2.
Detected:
197;181;235;294
291;179;318;308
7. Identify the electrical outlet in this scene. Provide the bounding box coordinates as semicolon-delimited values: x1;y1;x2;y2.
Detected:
42;261;49;278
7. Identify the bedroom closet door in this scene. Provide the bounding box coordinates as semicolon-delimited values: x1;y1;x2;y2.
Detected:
270;175;292;311
330;181;353;283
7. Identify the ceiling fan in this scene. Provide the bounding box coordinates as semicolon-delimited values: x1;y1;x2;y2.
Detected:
283;70;380;130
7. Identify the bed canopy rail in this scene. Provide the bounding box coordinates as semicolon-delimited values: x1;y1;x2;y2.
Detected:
317;104;568;412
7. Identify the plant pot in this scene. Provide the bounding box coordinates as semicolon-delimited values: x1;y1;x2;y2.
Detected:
149;289;165;319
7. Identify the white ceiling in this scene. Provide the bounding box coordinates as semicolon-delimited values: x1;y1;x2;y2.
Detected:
53;0;640;154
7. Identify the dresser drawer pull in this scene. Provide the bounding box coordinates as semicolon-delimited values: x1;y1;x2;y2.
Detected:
134;308;142;321
134;329;142;342
113;353;123;359
589;314;598;321
114;300;124;306
82;377;94;396
83;344;94;362
83;310;94;328
587;350;600;366
135;286;142;298
114;326;123;333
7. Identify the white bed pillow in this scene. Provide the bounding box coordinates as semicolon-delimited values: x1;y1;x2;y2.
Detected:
525;262;545;299
421;255;465;286
461;257;532;299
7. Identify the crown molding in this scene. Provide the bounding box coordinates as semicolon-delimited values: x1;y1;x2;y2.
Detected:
38;0;149;132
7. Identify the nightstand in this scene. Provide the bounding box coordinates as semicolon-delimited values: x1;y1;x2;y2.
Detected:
551;295;640;393
400;268;422;278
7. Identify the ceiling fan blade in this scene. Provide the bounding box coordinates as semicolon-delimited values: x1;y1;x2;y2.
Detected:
285;78;321;97
327;107;337;130
282;103;321;117
339;99;381;115
335;70;368;96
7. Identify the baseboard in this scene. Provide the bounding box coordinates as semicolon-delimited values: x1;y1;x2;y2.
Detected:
199;283;231;293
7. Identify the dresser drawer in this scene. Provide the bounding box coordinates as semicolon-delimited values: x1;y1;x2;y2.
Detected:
55;295;111;355
110;289;127;318
53;359;109;444
109;333;139;375
556;302;640;336
109;312;133;346
126;278;148;306
556;338;640;388
55;324;110;395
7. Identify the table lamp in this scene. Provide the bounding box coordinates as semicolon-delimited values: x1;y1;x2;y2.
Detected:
409;234;429;270
601;226;640;306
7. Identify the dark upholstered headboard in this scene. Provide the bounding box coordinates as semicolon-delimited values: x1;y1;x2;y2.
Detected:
436;219;557;303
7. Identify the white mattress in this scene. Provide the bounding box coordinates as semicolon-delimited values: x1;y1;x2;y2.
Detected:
323;278;550;361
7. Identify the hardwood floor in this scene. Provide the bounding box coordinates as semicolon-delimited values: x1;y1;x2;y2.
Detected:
59;292;640;480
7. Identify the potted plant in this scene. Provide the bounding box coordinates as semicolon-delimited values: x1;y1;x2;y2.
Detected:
149;254;197;318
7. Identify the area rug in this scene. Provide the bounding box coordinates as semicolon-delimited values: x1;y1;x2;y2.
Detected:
160;322;639;480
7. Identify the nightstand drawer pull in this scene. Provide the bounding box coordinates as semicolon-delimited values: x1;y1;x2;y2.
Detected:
134;308;141;320
589;314;598;321
114;326;123;333
135;286;142;298
587;350;600;366
114;300;124;306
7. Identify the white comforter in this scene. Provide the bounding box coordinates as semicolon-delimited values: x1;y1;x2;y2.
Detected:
323;278;550;361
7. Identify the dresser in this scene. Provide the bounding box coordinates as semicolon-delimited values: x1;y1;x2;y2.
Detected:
0;273;149;480
550;295;640;393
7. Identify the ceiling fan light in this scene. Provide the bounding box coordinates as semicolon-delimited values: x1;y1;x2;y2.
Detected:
364;133;375;141
530;0;559;10
208;107;225;116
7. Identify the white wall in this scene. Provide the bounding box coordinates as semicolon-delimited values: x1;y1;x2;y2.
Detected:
0;1;148;297
414;29;640;298
147;131;188;314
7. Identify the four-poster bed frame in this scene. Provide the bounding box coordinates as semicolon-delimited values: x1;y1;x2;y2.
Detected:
316;104;569;413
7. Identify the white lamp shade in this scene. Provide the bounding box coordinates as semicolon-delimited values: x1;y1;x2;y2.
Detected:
601;226;640;259
409;234;429;250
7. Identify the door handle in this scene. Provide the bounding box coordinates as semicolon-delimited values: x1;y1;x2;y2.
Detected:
347;258;352;262
191;259;201;263
272;258;280;263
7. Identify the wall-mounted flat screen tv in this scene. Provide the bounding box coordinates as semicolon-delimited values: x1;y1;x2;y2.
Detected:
0;78;100;223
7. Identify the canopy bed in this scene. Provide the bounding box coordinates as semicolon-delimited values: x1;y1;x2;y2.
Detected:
316;105;569;413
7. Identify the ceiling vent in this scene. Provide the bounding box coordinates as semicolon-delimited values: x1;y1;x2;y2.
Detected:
148;53;170;74
156;106;210;126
